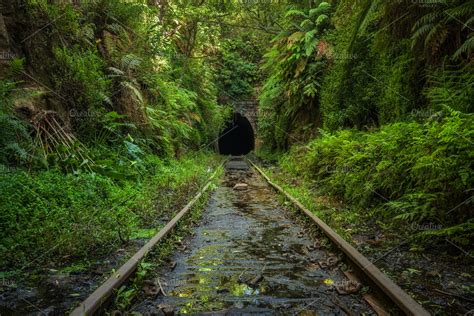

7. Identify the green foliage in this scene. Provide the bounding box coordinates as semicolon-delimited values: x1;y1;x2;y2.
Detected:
216;39;259;100
320;2;417;130
0;81;37;168
315;0;473;131
425;64;474;113
9;0;228;157
0;0;242;273
259;1;332;150
279;111;474;244
0;153;220;269
2;0;470;277
411;0;474;61
0;80;16;111
0;114;34;167
8;58;25;77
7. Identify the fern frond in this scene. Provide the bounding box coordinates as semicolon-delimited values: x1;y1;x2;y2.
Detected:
304;30;318;56
108;66;125;76
464;16;474;28
316;14;329;26
121;54;142;71
413;11;442;31
411;23;434;42
453;34;474;60
106;23;126;35
121;81;144;104
424;22;443;47
285;9;308;19
445;1;474;19
309;2;331;19
300;19;314;30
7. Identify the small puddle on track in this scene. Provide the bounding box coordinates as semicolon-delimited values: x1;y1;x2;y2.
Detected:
131;159;375;315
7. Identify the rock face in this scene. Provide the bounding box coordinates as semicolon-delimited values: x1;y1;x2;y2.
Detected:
233;99;257;135
0;12;12;77
233;183;248;190
0;13;9;47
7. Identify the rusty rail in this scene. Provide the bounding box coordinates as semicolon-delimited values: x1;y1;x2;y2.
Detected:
248;160;430;316
70;164;223;316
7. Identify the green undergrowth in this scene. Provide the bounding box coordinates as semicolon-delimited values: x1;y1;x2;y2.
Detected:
0;153;222;271
258;110;474;251
111;167;222;311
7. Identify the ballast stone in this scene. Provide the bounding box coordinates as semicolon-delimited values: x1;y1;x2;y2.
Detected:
233;183;248;190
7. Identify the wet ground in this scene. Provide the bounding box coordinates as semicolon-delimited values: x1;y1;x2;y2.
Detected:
1;174;207;315
0;238;149;315
131;159;375;315
260;162;474;315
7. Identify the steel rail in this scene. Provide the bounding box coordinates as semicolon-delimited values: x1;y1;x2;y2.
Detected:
70;164;223;316
249;159;430;316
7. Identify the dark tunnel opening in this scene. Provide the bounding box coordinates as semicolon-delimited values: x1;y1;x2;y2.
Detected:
218;113;255;155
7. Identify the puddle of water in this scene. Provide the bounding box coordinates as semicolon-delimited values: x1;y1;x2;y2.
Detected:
132;165;376;315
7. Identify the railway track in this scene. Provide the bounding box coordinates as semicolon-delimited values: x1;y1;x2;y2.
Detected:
72;157;429;315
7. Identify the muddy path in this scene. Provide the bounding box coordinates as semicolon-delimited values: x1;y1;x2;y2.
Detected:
129;159;376;315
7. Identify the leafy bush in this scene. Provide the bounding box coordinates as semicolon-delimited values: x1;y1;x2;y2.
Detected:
0;114;35;168
279;111;474;245
0;81;39;168
0;170;130;265
425;64;474;114
11;0;228;158
307;1;472;132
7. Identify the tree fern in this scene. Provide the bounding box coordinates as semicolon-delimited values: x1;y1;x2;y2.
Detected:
411;0;474;61
453;33;474;60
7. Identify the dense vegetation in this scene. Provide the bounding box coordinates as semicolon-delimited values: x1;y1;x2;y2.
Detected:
277;111;473;245
258;1;473;248
0;154;219;267
0;0;472;278
0;0;253;269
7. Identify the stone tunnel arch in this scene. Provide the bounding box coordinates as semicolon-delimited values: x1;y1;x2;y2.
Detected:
218;112;255;155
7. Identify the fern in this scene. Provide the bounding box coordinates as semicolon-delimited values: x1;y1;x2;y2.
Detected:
280;111;473;244
0;113;35;167
259;1;332;149
453;33;474;60
411;0;474;61
285;9;307;19
309;2;330;19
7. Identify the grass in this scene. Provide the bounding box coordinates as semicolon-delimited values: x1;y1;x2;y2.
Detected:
0;152;223;272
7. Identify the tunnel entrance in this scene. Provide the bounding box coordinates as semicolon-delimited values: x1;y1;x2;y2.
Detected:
218;113;255;155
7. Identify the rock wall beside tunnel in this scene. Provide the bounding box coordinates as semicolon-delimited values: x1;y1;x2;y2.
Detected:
233;99;257;136
0;11;13;77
